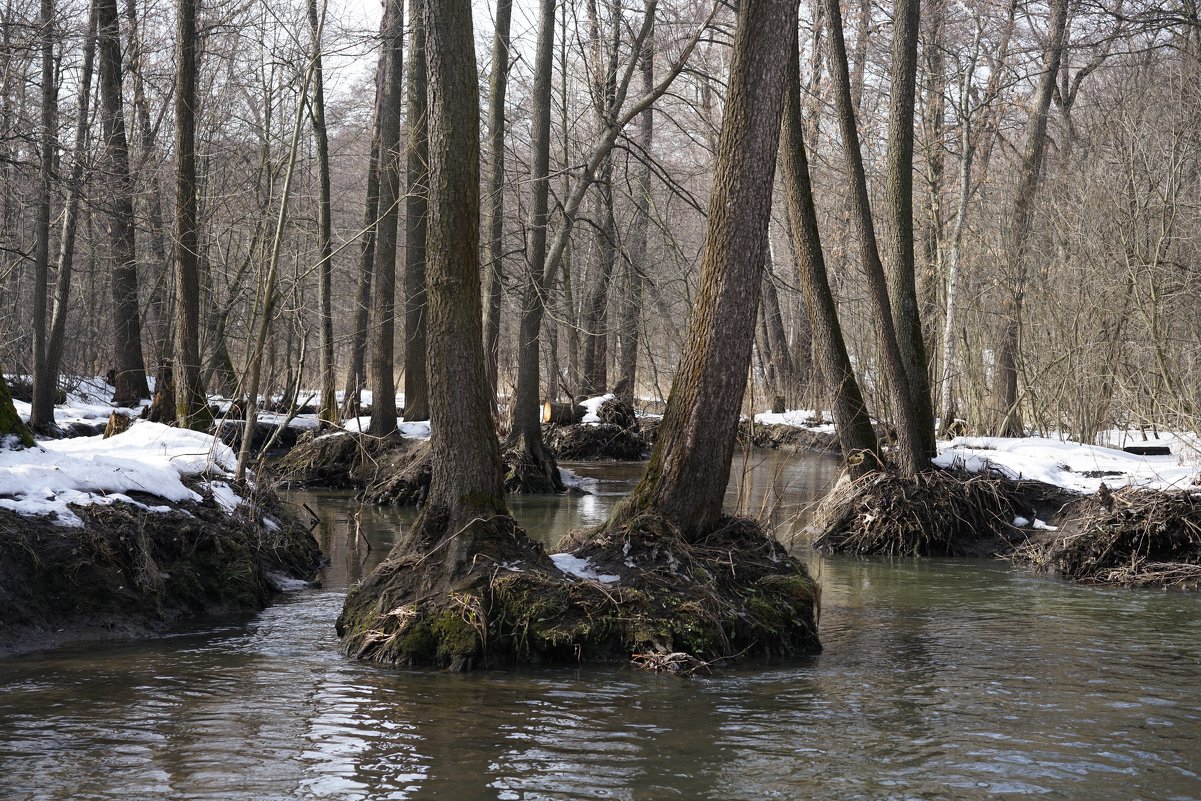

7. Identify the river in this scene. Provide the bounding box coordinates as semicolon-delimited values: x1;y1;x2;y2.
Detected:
1;451;1198;800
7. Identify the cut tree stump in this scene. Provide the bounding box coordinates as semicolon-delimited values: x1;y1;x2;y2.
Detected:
542;401;582;426
1123;444;1170;456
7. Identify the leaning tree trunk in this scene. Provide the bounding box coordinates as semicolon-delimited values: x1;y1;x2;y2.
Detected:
779;26;880;476
29;0;56;430
338;0;549;669
402;0;430;422
482;0;513;405
342;25;388;417
173;0;211;429
367;0;405;436
607;0;798;540
96;0;149;406
308;0;337;426
991;0;1066;437
883;0;936;458
823;0;929;475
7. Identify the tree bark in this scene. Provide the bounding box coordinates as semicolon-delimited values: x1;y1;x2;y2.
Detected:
883;0;936;457
29;0;56;429
0;372;35;448
342;18;389;417
779;26;880;476
308;0;337;426
96;0;149;406
402;0;430;422
173;0;210;429
482;0;513;405
991;0;1067;437
824;0;929;475
367;0;405;436
608;0;797;539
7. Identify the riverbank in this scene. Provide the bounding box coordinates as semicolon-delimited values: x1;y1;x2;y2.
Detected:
0;421;323;655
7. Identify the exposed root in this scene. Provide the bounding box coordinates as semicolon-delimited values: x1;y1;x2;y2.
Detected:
1014;488;1201;589
631;650;711;676
545;423;648;461
336;512;821;670
503;435;565;494
362;442;432;505
812;468;1035;557
273;431;416;491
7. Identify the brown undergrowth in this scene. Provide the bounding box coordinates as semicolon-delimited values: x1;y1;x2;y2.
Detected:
336;512;821;671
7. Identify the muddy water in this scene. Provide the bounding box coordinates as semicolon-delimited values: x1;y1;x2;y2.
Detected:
2;452;1200;801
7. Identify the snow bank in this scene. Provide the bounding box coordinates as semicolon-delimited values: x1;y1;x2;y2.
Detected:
935;436;1199;494
0;421;240;527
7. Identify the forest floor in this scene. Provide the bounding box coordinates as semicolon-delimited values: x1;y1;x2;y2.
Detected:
0;413;324;655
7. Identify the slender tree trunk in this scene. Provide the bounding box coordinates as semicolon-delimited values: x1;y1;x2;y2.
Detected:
402;0;430;422
367;0;405;436
761;255;795;398
779;26;879;476
29;0;56;429
617;40;654;404
45;2;97;397
991;0;1067;437
96;0;149;406
608;0;797;539
342;23;389;417
172;0;210;429
883;0;936;457
306;0;336;425
824;0;929;475
482;0;513;406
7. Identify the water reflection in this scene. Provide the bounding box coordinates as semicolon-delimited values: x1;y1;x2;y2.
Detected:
1;454;1200;801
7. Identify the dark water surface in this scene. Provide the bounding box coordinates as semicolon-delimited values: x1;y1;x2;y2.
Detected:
1;452;1199;800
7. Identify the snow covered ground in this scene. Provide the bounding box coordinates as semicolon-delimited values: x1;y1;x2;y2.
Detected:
753;408;837;433
0;420;242;527
935;436;1200;494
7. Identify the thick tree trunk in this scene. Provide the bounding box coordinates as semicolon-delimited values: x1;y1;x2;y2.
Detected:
29;0;56;430
779;27;880;476
991;0;1067;437
482;0;513;405
173;0;210;429
608;0;797;539
0;372;34;448
342;26;388;417
308;0;337;426
883;0;936;457
96;0;149;406
368;0;405;436
402;0;430;422
824;0;929;475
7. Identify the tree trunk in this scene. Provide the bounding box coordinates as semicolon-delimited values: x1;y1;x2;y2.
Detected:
402;0;430;422
368;0;405;436
29;0;56;430
823;0;929;475
883;0;936;457
779;26;880;476
616;39;653;406
96;0;149;406
991;0;1067;437
308;0;337;426
0;372;34;448
342;21;389;417
608;0;797;539
172;0;210;429
45;3;97;402
482;0;513;406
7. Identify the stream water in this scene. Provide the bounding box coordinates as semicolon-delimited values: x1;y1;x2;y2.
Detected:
1;451;1199;800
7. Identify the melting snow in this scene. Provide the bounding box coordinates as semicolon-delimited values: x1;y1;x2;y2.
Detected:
551;552;620;584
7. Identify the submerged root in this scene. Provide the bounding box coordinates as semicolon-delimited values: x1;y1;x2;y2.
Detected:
812;468;1031;557
337;512;822;670
1014;488;1201;589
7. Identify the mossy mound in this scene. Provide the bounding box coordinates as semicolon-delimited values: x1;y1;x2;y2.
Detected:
736;421;840;451
1014;487;1201;588
272;431;414;489
337;513;821;670
362;441;433;504
812;468;1033;557
0;481;324;654
545;422;649;461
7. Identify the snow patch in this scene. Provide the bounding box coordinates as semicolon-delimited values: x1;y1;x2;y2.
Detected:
551;552;620;584
579;394;616;424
